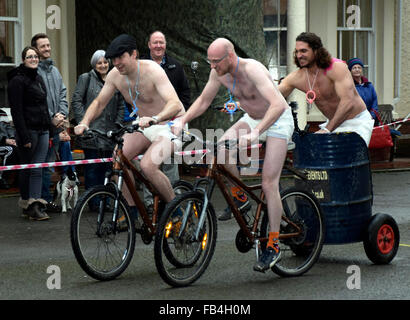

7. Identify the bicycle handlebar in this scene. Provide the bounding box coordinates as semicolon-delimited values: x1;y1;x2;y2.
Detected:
81;123;141;143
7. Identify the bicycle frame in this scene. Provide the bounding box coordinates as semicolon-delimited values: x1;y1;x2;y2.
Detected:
189;145;307;246
104;144;164;236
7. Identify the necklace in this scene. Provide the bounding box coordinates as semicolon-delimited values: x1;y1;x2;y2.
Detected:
305;68;319;105
225;57;240;122
126;60;141;118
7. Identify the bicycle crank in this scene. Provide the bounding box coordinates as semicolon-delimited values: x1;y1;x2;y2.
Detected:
235;229;253;253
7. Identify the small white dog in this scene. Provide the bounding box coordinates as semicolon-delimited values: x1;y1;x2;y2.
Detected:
55;168;79;213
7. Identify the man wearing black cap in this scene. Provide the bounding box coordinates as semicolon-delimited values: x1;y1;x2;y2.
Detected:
278;32;374;146
74;34;185;217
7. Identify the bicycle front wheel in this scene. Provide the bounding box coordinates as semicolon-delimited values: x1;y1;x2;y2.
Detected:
154;191;217;287
261;187;325;277
173;180;194;195
70;184;136;281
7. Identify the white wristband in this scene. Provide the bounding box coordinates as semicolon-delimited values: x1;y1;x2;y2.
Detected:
323;127;331;133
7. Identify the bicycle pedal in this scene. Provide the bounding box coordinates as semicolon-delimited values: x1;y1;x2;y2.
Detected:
140;225;153;245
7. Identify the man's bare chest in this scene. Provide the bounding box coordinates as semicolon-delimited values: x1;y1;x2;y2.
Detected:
120;81;155;105
223;78;258;102
299;74;338;103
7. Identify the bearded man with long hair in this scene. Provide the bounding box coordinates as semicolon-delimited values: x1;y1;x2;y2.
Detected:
279;32;374;145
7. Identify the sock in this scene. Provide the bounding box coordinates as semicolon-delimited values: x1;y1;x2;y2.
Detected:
267;232;280;252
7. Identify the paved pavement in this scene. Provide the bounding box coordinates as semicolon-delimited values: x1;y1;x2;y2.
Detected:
0;171;409;301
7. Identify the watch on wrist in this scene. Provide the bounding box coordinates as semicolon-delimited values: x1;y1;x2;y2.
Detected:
152;116;160;124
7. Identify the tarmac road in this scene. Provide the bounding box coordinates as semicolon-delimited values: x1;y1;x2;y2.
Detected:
0;171;409;301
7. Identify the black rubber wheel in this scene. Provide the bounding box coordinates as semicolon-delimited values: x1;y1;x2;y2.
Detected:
363;213;400;265
260;186;325;277
154;191;217;287
70;184;136;281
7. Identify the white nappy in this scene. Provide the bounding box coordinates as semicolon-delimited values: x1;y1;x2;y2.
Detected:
319;110;374;146
238;107;295;143
141;118;186;150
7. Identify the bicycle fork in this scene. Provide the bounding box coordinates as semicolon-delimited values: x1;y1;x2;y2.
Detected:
96;173;123;236
178;188;209;242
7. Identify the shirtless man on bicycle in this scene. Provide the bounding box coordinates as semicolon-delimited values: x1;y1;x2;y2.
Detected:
74;34;185;218
173;38;294;272
278;32;374;144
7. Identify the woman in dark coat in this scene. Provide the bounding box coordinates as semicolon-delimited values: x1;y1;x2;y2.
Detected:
7;47;53;220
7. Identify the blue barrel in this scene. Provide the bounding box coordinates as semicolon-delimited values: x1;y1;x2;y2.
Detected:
293;132;373;244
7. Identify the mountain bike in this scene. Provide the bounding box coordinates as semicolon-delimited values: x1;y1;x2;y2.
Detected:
70;123;193;281
154;103;325;287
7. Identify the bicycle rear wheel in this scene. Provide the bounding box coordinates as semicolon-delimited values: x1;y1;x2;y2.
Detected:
70;184;136;281
154;191;217;287
261;186;325;277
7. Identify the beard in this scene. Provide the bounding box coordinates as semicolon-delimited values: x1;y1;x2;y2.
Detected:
297;58;315;69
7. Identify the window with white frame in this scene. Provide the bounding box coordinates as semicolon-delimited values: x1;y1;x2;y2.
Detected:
263;0;288;82
337;0;374;80
0;0;21;108
0;0;20;65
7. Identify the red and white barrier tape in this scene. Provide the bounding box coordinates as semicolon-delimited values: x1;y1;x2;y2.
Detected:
0;158;114;172
175;149;210;156
374;117;410;129
0;150;210;172
0;145;261;172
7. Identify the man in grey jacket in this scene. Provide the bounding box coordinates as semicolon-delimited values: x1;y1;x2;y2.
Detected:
32;33;69;212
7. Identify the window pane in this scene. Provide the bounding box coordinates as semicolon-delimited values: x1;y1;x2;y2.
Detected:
341;31;354;61
265;31;278;67
0;21;15;64
263;0;278;28
280;0;287;27
360;0;372;28
356;31;368;65
0;0;18;18
337;0;344;27
280;30;287;65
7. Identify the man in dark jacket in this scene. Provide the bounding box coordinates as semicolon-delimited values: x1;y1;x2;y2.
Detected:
142;31;191;211
146;31;191;110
